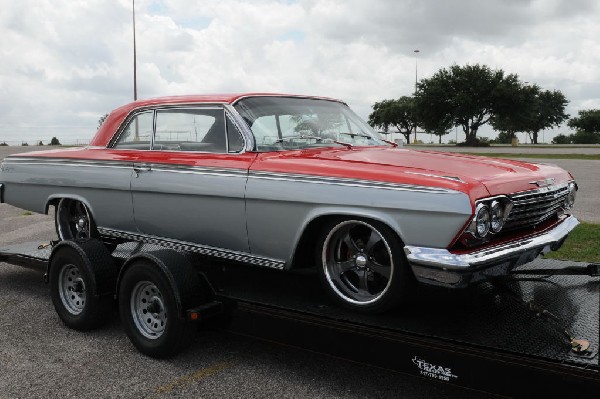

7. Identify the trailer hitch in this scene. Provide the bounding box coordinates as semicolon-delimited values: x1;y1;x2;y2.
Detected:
526;301;591;355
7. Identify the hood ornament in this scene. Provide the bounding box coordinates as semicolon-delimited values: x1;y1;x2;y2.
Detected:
529;178;555;187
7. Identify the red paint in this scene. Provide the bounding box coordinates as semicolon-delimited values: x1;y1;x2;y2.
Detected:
12;94;573;210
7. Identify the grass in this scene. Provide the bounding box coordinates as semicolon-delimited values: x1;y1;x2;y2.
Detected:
21;211;33;216
458;152;600;160
545;222;600;263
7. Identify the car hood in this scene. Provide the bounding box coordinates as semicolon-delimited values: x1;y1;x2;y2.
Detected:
252;146;573;199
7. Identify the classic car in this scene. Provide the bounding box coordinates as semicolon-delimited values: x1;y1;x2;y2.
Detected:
0;94;579;314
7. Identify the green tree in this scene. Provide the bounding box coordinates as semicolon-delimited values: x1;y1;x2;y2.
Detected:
524;89;569;144
50;137;61;146
368;97;416;143
568;109;600;135
415;64;520;145
491;83;538;140
491;131;514;144
570;130;600;144
551;134;571;144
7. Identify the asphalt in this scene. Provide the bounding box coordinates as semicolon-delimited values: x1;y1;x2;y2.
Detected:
0;145;597;398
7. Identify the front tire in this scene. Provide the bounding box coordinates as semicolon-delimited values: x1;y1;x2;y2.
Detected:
318;218;414;313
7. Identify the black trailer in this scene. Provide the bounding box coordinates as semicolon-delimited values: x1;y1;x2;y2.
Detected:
0;239;598;397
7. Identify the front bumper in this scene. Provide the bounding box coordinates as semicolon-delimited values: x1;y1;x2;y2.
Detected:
404;215;579;288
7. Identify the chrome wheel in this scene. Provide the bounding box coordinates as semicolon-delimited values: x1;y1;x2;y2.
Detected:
322;220;394;305
56;199;93;240
130;281;166;340
58;263;86;315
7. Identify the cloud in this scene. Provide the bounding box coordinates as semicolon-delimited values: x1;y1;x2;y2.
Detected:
0;0;598;144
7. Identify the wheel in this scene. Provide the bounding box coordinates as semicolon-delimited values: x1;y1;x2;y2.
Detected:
318;218;415;313
118;259;196;358
49;244;115;330
55;198;96;240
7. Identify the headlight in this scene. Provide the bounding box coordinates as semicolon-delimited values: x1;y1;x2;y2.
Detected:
490;200;504;233
475;204;491;238
565;182;577;209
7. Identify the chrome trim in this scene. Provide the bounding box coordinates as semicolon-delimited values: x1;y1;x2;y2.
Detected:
2;158;133;169
97;227;286;270
150;164;248;178
230;94;347;107
404;171;465;183
249;171;459;194
109;104;251;155
404;215;579;271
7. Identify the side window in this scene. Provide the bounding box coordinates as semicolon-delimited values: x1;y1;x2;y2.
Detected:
226;118;245;153
154;108;226;152
113;111;153;150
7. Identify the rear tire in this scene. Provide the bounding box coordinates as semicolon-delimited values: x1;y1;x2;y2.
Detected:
317;218;415;313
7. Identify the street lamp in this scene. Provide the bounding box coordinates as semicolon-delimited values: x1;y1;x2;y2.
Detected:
133;0;138;101
413;49;420;144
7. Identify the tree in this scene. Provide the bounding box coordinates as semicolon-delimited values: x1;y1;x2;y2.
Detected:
368;97;416;143
568;109;600;135
50;137;61;146
98;113;109;129
490;83;539;140
570;130;600;144
551;134;571;144
415;64;520;145
490;131;514;144
524;89;569;144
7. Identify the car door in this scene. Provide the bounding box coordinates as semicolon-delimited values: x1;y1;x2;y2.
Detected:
129;106;256;253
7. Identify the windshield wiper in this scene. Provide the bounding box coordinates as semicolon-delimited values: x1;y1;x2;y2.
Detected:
339;132;372;139
274;135;324;144
333;140;353;149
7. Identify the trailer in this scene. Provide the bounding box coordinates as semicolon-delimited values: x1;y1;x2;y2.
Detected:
0;239;598;397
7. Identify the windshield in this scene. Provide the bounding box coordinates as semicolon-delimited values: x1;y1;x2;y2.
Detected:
233;96;387;151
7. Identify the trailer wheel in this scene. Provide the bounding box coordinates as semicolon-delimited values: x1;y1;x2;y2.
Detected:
118;255;202;358
49;241;116;331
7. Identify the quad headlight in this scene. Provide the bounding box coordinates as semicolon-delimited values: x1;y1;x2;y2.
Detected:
475;204;491;238
490;200;505;233
565;182;577;209
467;197;512;239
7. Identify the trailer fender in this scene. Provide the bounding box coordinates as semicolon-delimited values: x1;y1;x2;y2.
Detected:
116;249;207;320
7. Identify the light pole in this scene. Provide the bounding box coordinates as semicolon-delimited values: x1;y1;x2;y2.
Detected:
413;49;420;144
133;0;138;101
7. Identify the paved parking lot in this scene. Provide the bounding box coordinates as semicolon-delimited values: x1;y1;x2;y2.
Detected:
0;145;596;398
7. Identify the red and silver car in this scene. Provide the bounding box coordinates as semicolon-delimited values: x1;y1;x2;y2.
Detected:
0;94;579;313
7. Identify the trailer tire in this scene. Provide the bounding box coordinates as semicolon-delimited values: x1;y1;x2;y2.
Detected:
49;240;117;331
118;253;203;358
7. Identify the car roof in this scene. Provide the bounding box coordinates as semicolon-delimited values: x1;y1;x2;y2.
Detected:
90;93;345;146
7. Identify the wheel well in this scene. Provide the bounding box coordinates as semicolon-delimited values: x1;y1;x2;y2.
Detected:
290;214;403;270
45;198;60;214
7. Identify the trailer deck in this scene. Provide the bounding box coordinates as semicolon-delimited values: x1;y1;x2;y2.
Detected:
1;241;598;397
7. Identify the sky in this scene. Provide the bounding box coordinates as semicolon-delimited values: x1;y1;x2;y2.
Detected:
0;0;599;145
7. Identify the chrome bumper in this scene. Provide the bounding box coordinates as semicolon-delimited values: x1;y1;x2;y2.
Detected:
404;215;579;288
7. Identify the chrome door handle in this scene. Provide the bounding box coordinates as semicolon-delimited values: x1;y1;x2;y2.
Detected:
133;164;152;177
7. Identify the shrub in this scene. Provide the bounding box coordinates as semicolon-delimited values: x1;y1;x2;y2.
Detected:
552;134;572;144
49;137;61;146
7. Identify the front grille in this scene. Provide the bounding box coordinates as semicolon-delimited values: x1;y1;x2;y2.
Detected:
504;184;569;231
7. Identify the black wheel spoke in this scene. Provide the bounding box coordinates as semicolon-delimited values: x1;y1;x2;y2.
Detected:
368;260;391;279
356;269;370;294
364;230;382;253
336;259;355;274
342;233;361;254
